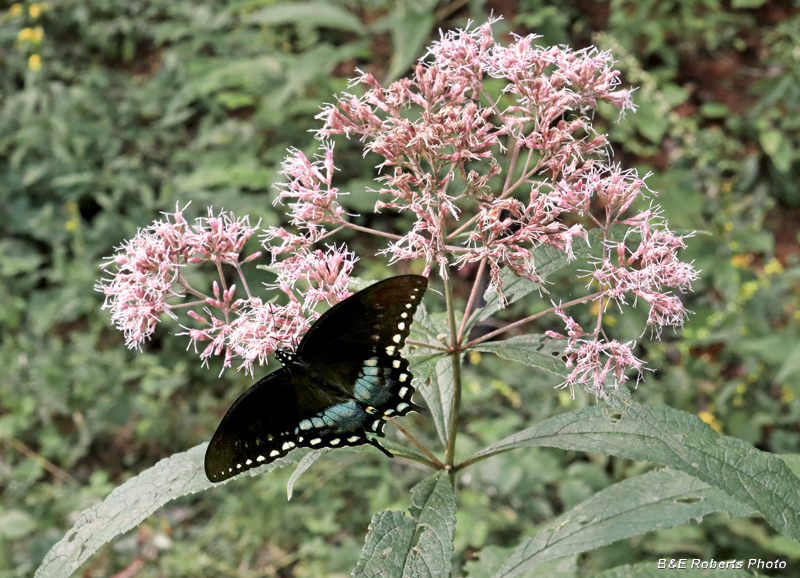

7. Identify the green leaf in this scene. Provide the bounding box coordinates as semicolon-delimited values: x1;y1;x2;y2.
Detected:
268;42;368;109
0;509;37;540
470;334;567;377
760;129;794;173
287;448;329;500
465;548;576;578
50;172;96;188
410;352;452;448
594;561;756;578
470;389;800;541
379;6;435;82
246;2;368;34
731;0;765;7
181;56;282;97
490;468;755;578
409;299;442;345
379;438;437;466
781;454;800;478
775;343;800;384
352;471;456;578
216;91;256;109
699;102;730;119
34;443;307;578
408;296;452;449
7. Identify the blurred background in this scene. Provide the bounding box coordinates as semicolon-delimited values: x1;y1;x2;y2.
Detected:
2;0;800;576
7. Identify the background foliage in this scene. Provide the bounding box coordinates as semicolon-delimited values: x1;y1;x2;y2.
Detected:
2;0;800;576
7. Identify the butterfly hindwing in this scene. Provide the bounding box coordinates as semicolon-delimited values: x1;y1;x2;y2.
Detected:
205;275;428;483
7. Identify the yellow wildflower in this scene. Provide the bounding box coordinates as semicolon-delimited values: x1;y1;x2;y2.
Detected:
17;27;43;44
763;258;783;276
730;253;752;268
698;410;722;434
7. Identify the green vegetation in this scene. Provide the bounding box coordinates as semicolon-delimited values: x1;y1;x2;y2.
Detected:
2;1;800;576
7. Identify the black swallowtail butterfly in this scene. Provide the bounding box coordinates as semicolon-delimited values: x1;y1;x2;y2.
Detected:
205;275;428;482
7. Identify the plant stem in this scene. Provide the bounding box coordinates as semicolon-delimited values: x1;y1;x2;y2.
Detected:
406;339;450;353
5;437;79;486
442;265;463;487
389;418;444;469
457;257;487;342
455;448;513;472
462;291;605;349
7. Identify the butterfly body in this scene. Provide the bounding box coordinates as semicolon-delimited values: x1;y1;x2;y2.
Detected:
204;275;428;482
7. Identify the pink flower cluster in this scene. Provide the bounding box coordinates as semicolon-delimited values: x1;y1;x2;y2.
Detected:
311;20;635;292
547;307;645;397
97;204;357;375
97;206;259;350
98;18;698;395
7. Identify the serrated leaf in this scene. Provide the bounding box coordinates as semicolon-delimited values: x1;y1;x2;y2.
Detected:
34;443;307;578
287;448;329;501
593;562;755;578
491;468;755;578
470;334;567;377
470;389;800;542
410;352;452;448
408;300;453;448
465;548;576;578
352;471;456;578
409;302;449;344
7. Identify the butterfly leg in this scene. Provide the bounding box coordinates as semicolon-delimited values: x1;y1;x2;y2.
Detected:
367;436;394;458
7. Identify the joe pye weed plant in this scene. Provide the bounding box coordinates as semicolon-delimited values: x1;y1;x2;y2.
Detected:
37;18;800;578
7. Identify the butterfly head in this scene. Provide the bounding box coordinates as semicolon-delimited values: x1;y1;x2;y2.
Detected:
275;347;296;368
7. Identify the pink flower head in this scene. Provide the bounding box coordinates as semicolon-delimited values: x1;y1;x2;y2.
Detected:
98;204;260;352
187;208;260;266
272;244;357;309
98;17;697;401
227;297;311;374
561;337;645;398
274;143;346;228
97;205;192;349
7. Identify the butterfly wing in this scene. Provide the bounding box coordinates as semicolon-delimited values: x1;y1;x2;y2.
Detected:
298;275;428;359
204;370;298;482
205;367;383;482
297;274;427;419
204;275;428;483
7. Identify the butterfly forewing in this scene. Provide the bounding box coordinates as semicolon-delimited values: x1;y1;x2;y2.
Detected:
204;275;428;483
204;372;299;482
298;275;428;362
301;275;427;413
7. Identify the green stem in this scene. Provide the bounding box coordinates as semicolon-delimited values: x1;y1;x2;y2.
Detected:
455;448;512;472
462;291;605;349
457;256;487;343
442;266;463;487
389;418;444;469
